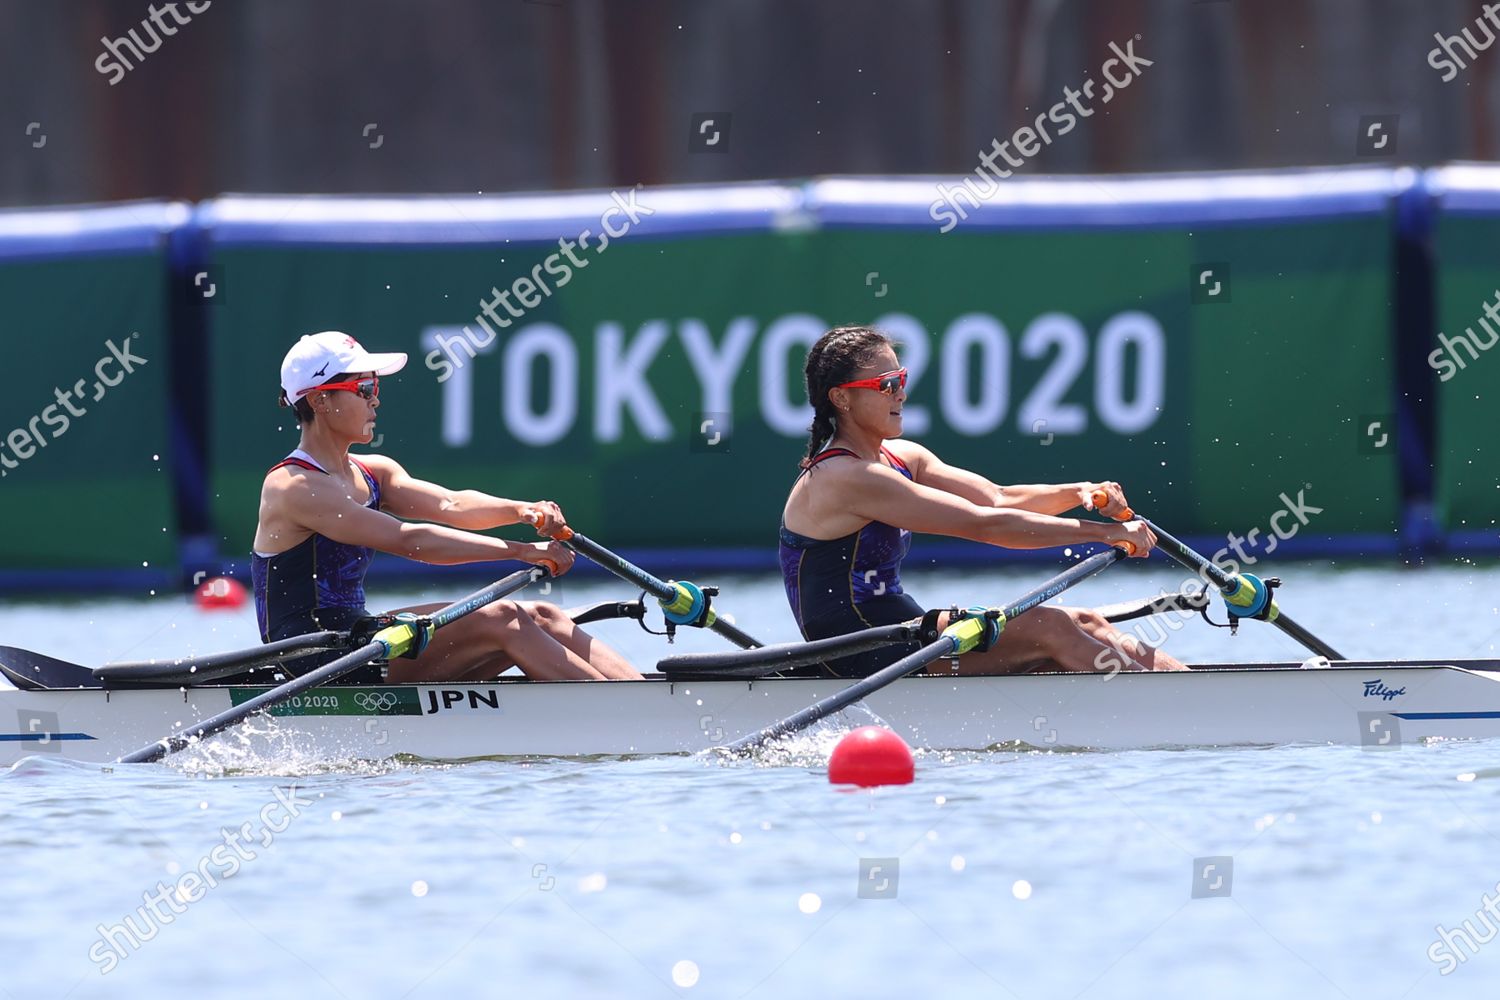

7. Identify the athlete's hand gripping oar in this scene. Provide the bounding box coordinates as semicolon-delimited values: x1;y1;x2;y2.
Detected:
723;545;1131;754
117;566;548;764
1089;491;1345;661
524;513;762;649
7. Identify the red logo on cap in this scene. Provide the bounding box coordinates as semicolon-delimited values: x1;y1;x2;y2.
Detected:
343;335;357;348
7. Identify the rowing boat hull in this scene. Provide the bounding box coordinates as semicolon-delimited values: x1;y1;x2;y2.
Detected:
4;662;1499;764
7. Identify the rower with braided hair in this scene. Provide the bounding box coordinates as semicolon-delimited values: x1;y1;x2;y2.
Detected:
778;325;1187;676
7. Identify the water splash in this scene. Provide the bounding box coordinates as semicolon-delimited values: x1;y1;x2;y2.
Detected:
164;716;412;779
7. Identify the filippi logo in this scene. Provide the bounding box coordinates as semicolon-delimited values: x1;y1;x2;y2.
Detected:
1363;679;1407;701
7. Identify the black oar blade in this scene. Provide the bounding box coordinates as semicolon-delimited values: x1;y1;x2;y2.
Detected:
0;646;99;691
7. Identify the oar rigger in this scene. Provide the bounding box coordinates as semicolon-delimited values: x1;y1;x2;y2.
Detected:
524;512;763;649
347;611;436;660
1200;572;1282;636
916;606;1004;667
651;579;722;643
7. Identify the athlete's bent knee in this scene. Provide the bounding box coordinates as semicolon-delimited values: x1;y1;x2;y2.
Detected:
1068;608;1109;631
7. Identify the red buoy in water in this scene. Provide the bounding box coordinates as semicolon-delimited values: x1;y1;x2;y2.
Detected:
194;576;248;610
828;726;914;786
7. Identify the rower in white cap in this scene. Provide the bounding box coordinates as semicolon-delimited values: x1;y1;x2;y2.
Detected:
250;331;641;682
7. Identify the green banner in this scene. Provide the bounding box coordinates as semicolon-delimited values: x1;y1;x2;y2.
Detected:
1433;213;1500;534
205;211;1397;559
0;250;175;569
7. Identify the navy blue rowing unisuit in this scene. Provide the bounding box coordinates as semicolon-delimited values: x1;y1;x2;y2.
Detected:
778;446;926;677
251;450;380;644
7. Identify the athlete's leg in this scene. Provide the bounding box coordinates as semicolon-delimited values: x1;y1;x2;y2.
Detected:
514;601;642;679
379;601;616;682
922;605;1183;675
1068;607;1188;671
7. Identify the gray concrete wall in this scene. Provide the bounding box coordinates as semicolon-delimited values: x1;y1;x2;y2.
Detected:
1;0;1495;206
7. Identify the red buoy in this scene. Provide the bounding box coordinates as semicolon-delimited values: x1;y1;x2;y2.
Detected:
828;726;915;786
194;576;248;610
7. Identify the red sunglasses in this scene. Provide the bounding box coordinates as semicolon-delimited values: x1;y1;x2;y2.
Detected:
835;367;907;396
308;377;379;400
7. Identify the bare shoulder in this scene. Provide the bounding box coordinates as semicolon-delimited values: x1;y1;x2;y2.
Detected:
264;464;359;512
352;452;404;486
882;438;937;472
260;463;320;509
806;450;914;493
255;464;318;551
802;449;872;483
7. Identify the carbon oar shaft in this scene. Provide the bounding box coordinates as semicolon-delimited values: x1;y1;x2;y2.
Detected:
1143;520;1345;660
662;586;1207;678
118;567;545;764
557;529;762;649
724;547;1128;754
659;624;917;677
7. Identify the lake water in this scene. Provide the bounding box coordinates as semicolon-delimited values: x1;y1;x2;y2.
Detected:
5;559;1500;997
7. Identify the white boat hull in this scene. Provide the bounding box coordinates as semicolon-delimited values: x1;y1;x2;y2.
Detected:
6;661;1500;764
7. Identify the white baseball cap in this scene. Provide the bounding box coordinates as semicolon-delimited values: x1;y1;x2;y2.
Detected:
279;331;407;403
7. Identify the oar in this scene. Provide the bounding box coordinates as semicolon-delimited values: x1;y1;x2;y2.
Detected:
117;566;546;764
1143;519;1344;660
1091;588;1209;624
526;515;762;649
1087;491;1345;661
659;623;920;678
99;631;350;684
723;545;1129;754
659;588;1208;679
101;594;647;686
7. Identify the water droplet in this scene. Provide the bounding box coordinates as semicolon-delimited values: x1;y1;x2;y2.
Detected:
671;960;700;987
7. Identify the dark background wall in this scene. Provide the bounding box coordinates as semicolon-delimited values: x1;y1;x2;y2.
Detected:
1;0;1497;207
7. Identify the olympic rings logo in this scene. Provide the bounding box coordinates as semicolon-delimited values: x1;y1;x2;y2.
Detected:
354;691;400;713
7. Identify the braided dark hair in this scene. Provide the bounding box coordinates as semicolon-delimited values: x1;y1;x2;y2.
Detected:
800;325;893;468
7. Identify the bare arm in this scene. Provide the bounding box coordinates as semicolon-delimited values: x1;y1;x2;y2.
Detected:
358;454;560;532
889;441;1129;518
837;461;1149;554
279;473;569;569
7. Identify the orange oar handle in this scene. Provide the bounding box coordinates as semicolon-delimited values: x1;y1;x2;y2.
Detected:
1091;490;1134;522
1114;540;1137;557
523;509;574;542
